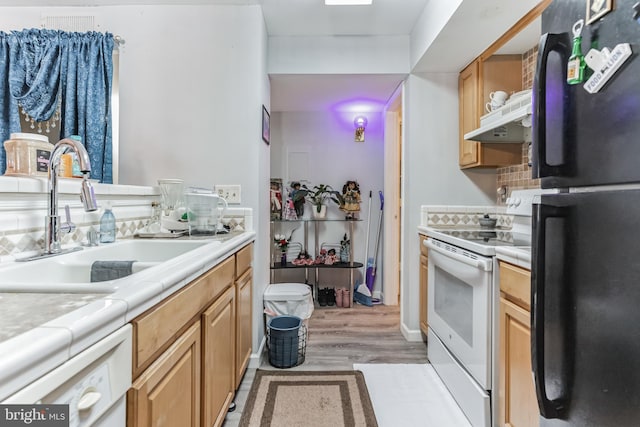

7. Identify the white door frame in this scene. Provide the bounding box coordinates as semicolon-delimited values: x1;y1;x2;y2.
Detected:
382;83;403;305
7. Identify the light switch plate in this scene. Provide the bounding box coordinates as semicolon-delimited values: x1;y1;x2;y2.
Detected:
214;185;241;204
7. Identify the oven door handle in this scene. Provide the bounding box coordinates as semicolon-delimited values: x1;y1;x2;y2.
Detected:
424;239;492;271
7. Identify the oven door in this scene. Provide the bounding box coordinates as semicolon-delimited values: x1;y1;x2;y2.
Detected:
425;238;493;389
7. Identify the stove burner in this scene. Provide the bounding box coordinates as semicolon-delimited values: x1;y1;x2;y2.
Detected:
478;231;497;242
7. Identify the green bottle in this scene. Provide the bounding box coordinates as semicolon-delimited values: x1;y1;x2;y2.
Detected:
567;19;585;85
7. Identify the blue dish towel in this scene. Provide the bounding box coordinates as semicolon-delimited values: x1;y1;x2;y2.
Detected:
91;260;136;283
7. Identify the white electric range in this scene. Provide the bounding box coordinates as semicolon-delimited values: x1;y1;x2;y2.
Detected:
422;189;553;427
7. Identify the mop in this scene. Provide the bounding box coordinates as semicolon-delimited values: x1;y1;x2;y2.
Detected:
354;192;373;306
355;191;383;306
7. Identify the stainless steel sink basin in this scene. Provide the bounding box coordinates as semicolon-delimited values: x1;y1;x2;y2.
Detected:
0;239;218;293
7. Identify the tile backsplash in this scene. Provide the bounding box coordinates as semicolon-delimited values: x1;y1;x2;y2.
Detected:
522;45;538;90
0;177;250;259
420;205;512;229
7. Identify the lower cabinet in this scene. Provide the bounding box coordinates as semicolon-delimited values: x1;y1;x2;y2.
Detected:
235;267;253;389
128;243;253;427
127;321;201;427
203;286;236;427
418;234;428;338
498;261;538;427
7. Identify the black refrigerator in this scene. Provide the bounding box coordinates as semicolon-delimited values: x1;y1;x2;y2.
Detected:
531;0;640;426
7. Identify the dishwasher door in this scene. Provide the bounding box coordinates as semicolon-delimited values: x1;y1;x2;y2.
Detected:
3;324;132;427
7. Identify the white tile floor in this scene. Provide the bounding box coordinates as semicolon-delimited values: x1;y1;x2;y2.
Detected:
224;364;471;427
355;364;471;427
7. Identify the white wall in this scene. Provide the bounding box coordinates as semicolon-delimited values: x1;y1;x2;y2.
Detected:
0;3;271;360
270;111;385;296
401;72;495;337
269;35;409;75
409;0;462;70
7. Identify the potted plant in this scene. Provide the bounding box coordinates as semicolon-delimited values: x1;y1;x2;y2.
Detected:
305;184;342;219
273;233;291;266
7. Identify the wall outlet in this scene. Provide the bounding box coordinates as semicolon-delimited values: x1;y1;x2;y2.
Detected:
214;185;241;204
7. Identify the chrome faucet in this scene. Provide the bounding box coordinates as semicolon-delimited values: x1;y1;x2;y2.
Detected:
44;138;98;255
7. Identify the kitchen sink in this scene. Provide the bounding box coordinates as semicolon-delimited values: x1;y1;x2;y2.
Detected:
0;239;218;293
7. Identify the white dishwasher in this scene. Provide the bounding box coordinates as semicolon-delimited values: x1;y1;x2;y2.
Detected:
2;324;132;427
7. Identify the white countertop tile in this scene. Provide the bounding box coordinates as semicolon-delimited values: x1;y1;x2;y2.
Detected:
0;293;104;341
495;246;531;270
0;327;72;401
42;298;128;358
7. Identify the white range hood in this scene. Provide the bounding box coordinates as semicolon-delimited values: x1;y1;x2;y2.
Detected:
464;92;532;143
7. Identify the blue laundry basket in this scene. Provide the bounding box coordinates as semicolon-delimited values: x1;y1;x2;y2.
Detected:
267;315;307;368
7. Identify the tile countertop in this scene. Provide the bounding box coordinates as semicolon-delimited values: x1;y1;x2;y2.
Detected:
0;231;255;401
495;246;531;270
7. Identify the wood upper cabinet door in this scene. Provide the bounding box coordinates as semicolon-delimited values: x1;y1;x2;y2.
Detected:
235;267;253;389
202;286;236;427
499;297;539;427
459;60;480;167
128;321;201;427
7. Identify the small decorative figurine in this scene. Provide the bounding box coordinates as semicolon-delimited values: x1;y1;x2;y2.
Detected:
340;180;362;220
324;248;338;265
283;196;298;220
270;179;282;220
290;181;307;219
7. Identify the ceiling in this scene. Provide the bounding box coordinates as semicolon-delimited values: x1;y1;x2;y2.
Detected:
270;74;405;112
262;0;429;112
261;0;430;36
0;0;541;113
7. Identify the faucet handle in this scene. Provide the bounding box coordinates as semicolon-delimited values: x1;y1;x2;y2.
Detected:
59;204;76;234
85;229;100;246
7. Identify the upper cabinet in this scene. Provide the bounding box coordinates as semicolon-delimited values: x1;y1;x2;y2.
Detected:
458;0;551;169
458;59;522;168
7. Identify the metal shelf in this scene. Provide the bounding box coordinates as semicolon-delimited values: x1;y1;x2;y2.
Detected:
270;218;360;307
271;262;364;270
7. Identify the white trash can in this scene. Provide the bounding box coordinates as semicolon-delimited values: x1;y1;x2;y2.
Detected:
263;283;314;326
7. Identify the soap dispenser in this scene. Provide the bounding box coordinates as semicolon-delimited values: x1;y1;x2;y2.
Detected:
100;201;116;243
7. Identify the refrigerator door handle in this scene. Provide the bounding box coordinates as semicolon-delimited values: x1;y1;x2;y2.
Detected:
532;203;568;419
532;32;572;179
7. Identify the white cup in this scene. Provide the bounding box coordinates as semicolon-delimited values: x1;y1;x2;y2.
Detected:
490;90;508;105
485;91;508;113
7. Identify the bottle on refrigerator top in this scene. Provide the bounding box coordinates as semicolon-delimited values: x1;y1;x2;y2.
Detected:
100;202;116;243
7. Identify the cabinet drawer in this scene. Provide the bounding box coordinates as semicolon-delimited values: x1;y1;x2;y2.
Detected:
132;256;235;377
499;261;531;310
236;243;253;277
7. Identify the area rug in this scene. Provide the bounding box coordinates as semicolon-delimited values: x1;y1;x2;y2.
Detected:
353;363;471;427
239;370;378;427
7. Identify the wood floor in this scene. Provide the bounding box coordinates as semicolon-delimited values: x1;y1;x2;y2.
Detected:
272;303;428;370
223;304;428;426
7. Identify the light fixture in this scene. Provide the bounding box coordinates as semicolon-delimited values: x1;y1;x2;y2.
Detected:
325;0;373;5
354;116;368;142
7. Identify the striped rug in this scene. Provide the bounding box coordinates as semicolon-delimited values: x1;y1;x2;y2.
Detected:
239;370;378;427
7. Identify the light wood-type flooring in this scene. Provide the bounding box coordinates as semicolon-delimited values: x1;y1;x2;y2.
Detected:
223;304;428;426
